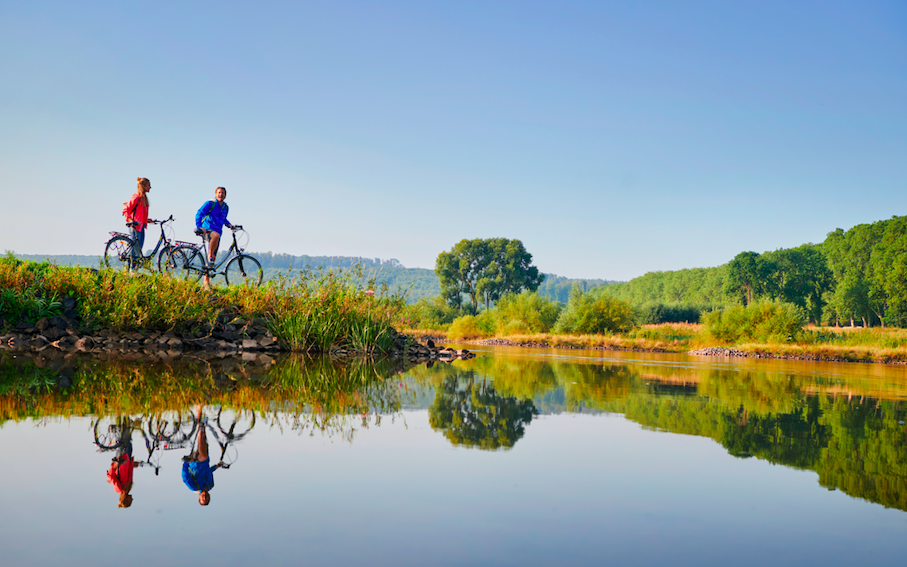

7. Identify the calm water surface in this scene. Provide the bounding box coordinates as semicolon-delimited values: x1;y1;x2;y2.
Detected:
1;346;907;566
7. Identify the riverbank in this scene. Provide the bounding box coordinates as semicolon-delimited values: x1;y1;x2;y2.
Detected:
0;256;401;355
403;324;907;365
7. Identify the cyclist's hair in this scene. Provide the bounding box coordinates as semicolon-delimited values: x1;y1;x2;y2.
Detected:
137;177;150;207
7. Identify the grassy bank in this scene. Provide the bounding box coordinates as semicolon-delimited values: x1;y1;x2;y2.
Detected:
404;322;907;364
0;255;405;354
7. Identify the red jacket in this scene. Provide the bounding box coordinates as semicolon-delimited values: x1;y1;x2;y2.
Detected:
107;454;137;494
123;193;149;231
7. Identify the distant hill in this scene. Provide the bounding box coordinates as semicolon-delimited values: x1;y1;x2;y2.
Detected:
15;252;617;303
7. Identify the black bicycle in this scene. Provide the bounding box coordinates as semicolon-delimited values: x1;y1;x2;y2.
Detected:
163;225;263;287
93;412;198;474
193;407;255;469
104;215;184;272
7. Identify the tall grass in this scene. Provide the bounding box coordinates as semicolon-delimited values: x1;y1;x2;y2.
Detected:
0;254;405;354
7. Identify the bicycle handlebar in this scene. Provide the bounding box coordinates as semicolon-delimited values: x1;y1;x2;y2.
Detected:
127;215;174;227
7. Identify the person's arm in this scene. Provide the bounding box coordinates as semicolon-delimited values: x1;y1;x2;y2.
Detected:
194;202;205;229
224;204;233;229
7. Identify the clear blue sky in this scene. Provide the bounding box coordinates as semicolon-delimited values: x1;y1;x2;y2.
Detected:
1;1;904;280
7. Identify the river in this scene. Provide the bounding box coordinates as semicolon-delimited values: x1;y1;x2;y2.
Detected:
1;345;906;566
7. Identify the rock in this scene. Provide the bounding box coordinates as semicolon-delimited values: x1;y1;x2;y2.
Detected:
75;337;95;351
167;337;184;349
36;318;50;331
242;339;259;350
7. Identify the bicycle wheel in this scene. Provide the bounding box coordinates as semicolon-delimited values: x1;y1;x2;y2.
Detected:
156;245;179;273
94;416;130;450
165;245;205;282
104;236;136;271
224;254;263;287
216;408;256;441
148;410;197;447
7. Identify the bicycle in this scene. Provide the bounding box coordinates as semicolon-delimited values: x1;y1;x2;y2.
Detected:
93;411;198;475
163;225;263;287
104;215;184;272
186;407;255;469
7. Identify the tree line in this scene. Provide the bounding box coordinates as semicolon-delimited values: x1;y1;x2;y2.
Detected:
594;214;907;327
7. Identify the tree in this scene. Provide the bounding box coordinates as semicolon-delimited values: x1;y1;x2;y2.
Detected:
724;252;773;305
435;238;544;312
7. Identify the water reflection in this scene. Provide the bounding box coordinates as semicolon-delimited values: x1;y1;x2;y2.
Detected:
429;374;537;450
3;349;907;512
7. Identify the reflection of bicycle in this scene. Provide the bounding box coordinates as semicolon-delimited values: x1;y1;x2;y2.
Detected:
93;412;198;474
164;225;263;287
202;408;256;469
104;215;182;272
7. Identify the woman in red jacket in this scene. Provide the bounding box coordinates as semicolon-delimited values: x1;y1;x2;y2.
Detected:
122;178;151;265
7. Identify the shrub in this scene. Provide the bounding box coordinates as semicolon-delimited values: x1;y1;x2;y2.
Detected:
400;296;462;329
703;300;805;343
490;291;562;335
447;315;493;340
553;285;634;334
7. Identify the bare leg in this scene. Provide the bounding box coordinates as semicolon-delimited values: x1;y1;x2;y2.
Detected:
196;406;209;462
202;232;221;289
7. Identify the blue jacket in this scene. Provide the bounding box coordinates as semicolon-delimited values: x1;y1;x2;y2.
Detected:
182;459;217;492
195;200;231;234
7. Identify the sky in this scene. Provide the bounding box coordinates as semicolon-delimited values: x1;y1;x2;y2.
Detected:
1;1;904;281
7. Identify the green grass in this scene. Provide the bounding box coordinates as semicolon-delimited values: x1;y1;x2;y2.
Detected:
0;254;405;354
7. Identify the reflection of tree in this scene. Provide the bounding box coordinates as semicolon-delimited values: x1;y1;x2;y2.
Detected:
429;374;537;450
720;396;829;468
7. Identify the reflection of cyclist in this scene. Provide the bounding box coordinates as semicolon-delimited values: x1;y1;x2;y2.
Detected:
194;186;234;289
106;423;137;508
181;406;221;506
123;177;151;265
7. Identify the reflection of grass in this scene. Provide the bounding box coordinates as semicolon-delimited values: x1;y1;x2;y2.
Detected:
0;354;412;433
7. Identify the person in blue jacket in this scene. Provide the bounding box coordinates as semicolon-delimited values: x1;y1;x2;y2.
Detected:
195;187;233;288
182;405;221;506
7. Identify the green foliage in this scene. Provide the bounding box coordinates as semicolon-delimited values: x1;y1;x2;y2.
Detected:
725;251;773;305
400;296;463;329
554;285;634;334
600;266;728;307
489;291;562;335
447;313;495;340
436;238;543;312
703;300;806;343
536;273;615;302
635;302;712;325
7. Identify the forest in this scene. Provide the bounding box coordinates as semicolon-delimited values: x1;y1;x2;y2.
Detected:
595;214;907;327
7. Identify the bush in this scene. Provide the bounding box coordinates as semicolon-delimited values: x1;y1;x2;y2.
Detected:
447;314;494;340
490;291;562;335
703;300;805;343
553;285;634;334
401;296;462;329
